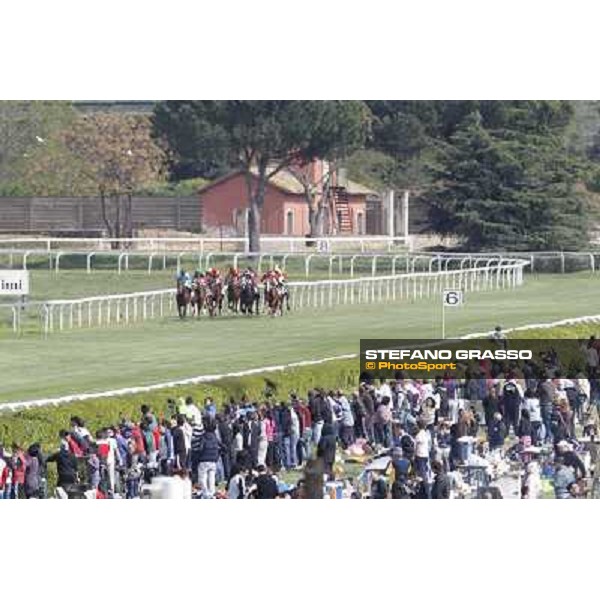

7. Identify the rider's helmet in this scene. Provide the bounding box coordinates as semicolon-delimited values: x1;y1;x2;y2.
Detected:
179;269;185;277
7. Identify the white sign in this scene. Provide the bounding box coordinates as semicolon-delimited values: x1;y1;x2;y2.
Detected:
0;270;30;296
443;289;463;307
316;240;331;253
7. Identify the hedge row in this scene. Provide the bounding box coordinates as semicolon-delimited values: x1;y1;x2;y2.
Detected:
2;322;599;456
0;358;359;454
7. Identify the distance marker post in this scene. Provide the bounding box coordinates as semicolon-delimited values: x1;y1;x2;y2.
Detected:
441;289;464;339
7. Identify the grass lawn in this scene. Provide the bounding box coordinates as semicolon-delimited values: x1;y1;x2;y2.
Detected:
1;272;599;404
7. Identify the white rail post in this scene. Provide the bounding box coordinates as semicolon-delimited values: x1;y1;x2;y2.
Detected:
350;255;358;278
305;255;313;278
55;251;63;273
42;303;49;337
118;253;126;274
87;252;95;274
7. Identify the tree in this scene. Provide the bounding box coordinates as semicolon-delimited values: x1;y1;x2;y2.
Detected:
59;114;167;244
153;101;370;250
426;105;589;251
0;101;77;195
286;104;369;237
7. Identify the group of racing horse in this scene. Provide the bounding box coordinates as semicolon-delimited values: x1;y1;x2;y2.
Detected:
175;266;290;319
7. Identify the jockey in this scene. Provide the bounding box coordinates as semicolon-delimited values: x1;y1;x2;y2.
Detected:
229;266;240;279
177;269;192;289
273;265;287;287
208;267;220;279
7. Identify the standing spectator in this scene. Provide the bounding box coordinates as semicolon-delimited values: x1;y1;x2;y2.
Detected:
171;415;188;472
46;443;78;491
190;416;206;483
158;419;174;476
414;423;431;497
24;444;42;499
317;423;337;477
10;444;26;499
488;412;507;453
294;397;312;464
361;386;375;443
183;396;203;426
538;379;555;443
0;448;9;499
309;391;328;446
351;393;366;439
501;378;523;436
216;414;234;482
204;397;217;420
524;389;542;445
196;419;221;498
337;390;355;449
374;397;392;447
281;402;300;469
87;444;101;491
264;409;277;468
431;461;451;499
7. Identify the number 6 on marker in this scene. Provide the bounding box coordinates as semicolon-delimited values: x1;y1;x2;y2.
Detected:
443;289;463;307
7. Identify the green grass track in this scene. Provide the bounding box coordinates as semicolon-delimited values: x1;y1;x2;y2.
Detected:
0;273;599;404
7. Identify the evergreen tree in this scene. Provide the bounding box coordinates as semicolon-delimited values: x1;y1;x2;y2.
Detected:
426;104;588;251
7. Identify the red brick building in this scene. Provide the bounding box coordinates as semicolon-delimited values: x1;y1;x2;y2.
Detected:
199;163;379;236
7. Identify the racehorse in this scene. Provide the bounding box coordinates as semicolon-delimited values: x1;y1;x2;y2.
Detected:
190;280;207;317
176;282;192;319
226;275;241;313
240;274;258;315
206;279;223;318
264;280;284;316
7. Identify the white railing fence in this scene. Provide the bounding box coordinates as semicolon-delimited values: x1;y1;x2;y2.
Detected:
0;235;412;254
34;259;528;334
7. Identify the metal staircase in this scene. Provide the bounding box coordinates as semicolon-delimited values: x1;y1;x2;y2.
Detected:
331;186;352;234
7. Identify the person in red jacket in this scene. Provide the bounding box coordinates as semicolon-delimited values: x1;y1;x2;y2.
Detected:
10;443;26;499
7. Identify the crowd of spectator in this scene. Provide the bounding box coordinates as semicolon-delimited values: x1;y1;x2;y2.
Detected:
2;338;600;499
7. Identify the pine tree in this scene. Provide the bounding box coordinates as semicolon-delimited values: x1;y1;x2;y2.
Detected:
426;103;589;251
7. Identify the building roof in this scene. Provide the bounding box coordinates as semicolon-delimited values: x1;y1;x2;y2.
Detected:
199;167;378;197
